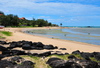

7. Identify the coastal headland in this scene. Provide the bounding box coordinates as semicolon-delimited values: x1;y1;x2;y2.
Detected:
1;27;100;54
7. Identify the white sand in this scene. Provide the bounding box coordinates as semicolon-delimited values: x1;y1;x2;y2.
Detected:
1;27;100;54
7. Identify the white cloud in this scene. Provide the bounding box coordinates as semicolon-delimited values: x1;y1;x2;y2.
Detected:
64;16;100;25
0;0;100;16
37;16;51;19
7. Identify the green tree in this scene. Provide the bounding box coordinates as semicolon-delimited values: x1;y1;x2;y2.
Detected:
6;14;19;26
0;11;4;15
0;15;8;26
36;19;49;27
60;23;62;27
0;11;58;27
48;22;52;26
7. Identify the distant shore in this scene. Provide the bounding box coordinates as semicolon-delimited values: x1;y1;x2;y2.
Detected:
1;27;100;53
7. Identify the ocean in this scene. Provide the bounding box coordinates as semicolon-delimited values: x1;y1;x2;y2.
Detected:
24;27;100;45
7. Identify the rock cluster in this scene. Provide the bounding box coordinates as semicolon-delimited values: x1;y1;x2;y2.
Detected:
72;50;100;61
47;55;100;68
47;50;100;68
1;40;58;50
0;40;100;68
0;56;35;68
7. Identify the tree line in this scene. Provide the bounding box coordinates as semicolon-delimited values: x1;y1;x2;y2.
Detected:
0;11;58;27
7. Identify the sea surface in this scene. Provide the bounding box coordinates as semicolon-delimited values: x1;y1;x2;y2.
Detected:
24;28;100;45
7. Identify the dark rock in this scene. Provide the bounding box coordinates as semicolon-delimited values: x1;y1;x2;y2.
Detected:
85;61;98;68
93;52;100;61
36;47;43;50
79;60;98;68
0;60;17;68
9;41;23;48
0;41;7;45
22;41;32;46
68;55;77;60
14;65;34;68
8;40;58;50
65;53;69;55
2;50;11;57
59;48;67;50
72;50;80;54
55;46;58;49
47;57;66;68
53;51;64;55
65;60;82;68
21;61;35;66
10;56;24;63
22;44;31;50
32;53;38;56
9;44;17;49
80;52;91;61
0;54;4;60
10;50;26;55
36;42;44;47
43;45;56;49
31;46;37;49
46;57;62;64
0;45;8;51
32;42;37;45
38;51;51;57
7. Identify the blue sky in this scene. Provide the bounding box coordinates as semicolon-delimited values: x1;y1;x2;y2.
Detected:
0;0;100;26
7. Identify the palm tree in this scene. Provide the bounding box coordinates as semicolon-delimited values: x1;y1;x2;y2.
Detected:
60;23;62;27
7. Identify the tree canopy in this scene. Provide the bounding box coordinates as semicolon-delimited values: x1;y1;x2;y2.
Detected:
0;11;58;27
0;11;4;15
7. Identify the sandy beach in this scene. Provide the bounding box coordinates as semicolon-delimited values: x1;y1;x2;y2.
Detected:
1;27;100;54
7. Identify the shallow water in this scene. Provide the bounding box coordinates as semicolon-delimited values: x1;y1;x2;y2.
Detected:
24;28;100;45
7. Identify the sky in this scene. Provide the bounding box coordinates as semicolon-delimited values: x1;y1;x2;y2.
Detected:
0;0;100;26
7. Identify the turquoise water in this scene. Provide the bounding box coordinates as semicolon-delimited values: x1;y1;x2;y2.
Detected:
24;28;100;45
64;26;100;28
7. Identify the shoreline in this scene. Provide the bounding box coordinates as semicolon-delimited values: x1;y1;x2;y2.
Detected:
1;27;100;53
23;28;100;46
23;28;100;47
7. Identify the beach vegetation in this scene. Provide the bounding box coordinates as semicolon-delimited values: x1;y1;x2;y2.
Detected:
20;53;100;68
73;54;84;59
0;31;12;36
21;55;51;68
0;11;58;27
48;54;84;60
90;57;100;62
0;36;5;39
0;31;12;39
